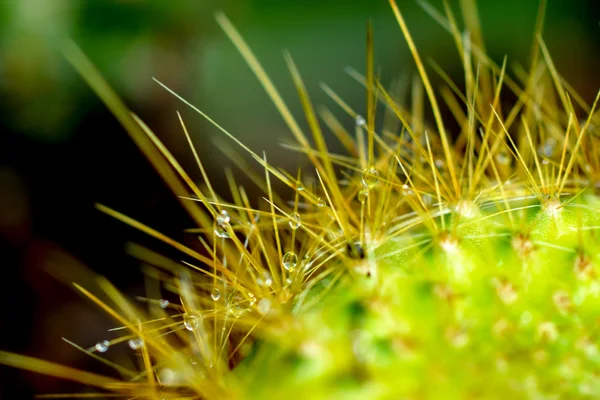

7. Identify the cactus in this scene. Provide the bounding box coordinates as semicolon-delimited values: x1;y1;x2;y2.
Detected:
3;0;600;398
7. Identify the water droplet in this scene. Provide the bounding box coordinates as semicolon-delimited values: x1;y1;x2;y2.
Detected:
288;212;301;230
495;150;510;165
257;298;271;315
248;292;257;307
537;138;557;158
256;270;273;287
95;340;110;353
317;197;326;207
282;251;298;271
401;184;413;196
361;167;379;188
355;114;366;127
216;209;230;226
183;315;199;331
228;293;247;317
214;225;230;239
434;158;445;168
296;182;305;192
128;338;143;350
211;288;221;301
357;189;369;203
302;255;313;271
158;368;178;385
422;194;433;207
159;299;169;309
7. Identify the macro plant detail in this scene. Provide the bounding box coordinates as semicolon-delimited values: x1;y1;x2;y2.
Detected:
2;0;600;398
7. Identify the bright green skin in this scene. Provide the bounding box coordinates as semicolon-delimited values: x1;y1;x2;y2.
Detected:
236;191;600;399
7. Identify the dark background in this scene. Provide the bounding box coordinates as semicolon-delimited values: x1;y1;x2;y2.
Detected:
1;0;599;397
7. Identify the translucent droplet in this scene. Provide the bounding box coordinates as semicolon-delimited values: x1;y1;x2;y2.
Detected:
302;254;313;271
211;288;221;301
401;184;413;196
216;209;230;226
183;315;199;331
159;299;169;309
422;194;433;207
128;338;143;350
256;270;273;287
434;158;445;168
282;251;298;271
95;340;110;353
288;212;301;230
158;368;178;385
214;225;230;239
361;167;379;188
495;150;510;165
537;138;556;158
248;292;257;307
256;298;271;316
317;197;326;207
357;189;369;203
296;182;305;192
355;114;366;127
228;293;247;318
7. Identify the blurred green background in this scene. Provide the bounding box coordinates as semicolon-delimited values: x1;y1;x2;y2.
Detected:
2;0;599;157
1;0;599;397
